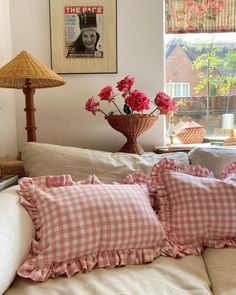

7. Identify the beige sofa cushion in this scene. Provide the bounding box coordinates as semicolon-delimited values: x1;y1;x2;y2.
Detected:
22;143;189;183
5;255;211;295
203;248;236;295
189;147;236;178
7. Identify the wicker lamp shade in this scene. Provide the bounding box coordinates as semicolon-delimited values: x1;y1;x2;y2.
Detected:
0;51;65;142
0;51;64;88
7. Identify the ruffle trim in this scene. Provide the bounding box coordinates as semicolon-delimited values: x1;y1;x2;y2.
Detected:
19;174;74;190
17;247;161;281
150;158;229;257
123;172;157;209
19;174;103;190
18;174;103;236
221;161;236;179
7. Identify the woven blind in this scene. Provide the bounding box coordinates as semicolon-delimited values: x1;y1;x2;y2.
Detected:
166;0;236;34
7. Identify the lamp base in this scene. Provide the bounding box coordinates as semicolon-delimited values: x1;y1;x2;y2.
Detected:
23;87;37;142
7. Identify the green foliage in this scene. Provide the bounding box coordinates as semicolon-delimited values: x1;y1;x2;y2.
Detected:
192;51;222;72
190;42;236;97
123;103;132;115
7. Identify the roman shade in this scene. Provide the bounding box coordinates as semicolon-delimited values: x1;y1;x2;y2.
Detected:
165;0;236;34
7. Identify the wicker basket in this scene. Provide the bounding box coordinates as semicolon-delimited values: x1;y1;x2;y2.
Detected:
0;156;25;177
105;114;158;154
175;119;206;144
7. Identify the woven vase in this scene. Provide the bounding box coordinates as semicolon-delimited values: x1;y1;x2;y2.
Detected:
105;114;158;155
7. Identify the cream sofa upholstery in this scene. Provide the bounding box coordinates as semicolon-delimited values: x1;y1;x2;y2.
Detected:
22;142;189;183
1;143;236;295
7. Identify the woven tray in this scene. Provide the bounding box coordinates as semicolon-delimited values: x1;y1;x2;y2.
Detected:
0;156;25;177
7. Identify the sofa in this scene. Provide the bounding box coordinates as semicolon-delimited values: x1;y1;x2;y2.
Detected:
1;142;236;295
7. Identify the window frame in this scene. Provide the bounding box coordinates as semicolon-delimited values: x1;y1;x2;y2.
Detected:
165;82;190;98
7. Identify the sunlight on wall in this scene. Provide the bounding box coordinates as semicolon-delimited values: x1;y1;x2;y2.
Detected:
0;0;17;156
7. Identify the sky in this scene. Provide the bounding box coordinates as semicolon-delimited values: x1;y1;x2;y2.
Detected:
165;32;236;45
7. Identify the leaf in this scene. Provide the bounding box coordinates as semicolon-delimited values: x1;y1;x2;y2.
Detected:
123;104;131;114
108;111;115;116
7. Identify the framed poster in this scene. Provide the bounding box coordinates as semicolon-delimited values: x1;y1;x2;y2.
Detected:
49;0;117;74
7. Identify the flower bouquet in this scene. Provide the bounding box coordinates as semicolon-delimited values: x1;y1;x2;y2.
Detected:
85;76;178;154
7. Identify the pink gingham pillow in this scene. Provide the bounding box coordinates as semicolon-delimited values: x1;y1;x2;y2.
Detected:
150;158;236;257
122;172;157;209
221;161;236;180
17;175;164;281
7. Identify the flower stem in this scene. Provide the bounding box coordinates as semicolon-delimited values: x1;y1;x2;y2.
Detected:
150;107;158;115
98;109;108;116
111;99;122;114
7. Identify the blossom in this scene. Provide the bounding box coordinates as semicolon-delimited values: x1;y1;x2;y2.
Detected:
204;0;225;14
85;96;100;115
116;75;135;92
85;76;178;117
125;90;150;112
154;92;178;115
186;23;198;33
98;86;114;101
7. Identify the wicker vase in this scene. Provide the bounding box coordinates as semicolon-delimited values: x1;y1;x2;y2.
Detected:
105;114;158;155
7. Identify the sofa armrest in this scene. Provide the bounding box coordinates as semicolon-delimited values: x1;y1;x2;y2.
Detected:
0;186;35;294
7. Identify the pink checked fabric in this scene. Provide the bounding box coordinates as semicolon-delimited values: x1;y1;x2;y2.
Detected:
123;172;157;210
221;161;236;180
17;175;164;281
150;158;236;257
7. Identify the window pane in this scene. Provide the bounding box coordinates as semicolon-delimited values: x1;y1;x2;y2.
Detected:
182;83;190;97
165;83;172;96
174;83;181;97
165;33;236;139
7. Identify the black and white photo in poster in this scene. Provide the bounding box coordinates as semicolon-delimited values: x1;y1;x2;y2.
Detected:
65;6;103;58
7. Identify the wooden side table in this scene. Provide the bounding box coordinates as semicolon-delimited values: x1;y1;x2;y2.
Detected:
0;156;25;177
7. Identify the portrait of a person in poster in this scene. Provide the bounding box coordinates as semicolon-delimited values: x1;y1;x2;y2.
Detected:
65;6;103;58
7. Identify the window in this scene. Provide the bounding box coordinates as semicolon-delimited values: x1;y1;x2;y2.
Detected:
166;82;190;97
165;0;236;137
182;83;190;97
165;33;236;135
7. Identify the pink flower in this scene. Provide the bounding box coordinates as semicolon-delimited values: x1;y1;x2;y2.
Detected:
85;97;100;115
219;25;227;32
204;0;225;13
116;76;135;92
186;23;198;33
125;90;150;112
154;92;178;115
85;76;179;117
98;86;114;101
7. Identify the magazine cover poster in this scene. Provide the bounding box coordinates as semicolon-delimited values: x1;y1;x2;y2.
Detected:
65;6;103;58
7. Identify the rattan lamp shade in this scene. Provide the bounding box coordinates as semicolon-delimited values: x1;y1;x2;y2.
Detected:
0;51;65;142
0;51;65;88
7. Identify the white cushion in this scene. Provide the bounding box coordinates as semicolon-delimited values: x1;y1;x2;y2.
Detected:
189;147;236;178
0;186;35;294
22;143;189;183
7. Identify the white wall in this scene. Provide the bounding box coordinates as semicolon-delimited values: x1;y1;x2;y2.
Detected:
0;0;17;156
9;0;165;152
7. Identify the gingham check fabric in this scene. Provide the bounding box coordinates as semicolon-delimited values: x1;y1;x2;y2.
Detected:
150;158;236;257
123;171;158;209
17;175;164;281
221;161;236;180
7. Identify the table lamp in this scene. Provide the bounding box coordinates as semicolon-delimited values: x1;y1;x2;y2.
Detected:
0;51;65;142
